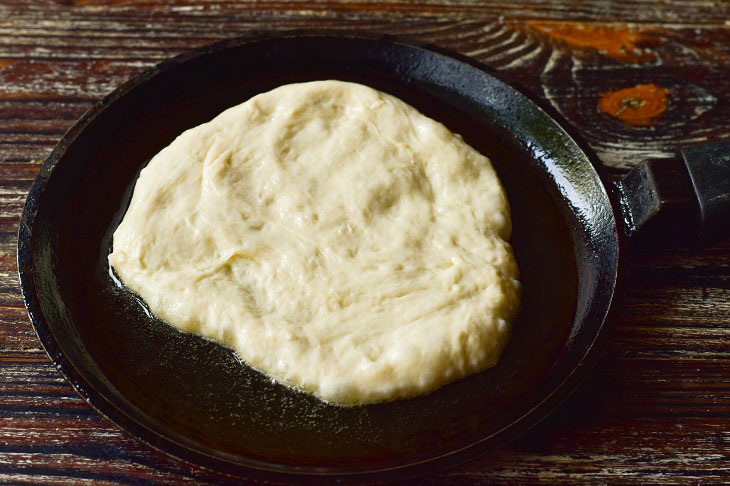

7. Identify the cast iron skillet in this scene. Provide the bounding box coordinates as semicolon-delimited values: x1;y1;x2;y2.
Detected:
17;32;730;483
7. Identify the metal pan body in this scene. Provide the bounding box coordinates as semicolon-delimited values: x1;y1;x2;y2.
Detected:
18;33;621;483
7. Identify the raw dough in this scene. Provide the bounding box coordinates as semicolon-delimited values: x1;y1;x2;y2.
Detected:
109;80;520;405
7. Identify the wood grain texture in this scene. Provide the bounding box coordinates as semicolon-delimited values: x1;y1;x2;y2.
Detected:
2;1;730;484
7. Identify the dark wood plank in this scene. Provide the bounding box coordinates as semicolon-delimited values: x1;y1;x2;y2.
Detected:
2;1;730;484
4;0;730;23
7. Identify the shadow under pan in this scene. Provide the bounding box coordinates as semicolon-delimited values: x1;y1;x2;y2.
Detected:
22;34;615;482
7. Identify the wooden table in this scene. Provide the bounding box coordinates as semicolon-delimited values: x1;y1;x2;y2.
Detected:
2;1;730;484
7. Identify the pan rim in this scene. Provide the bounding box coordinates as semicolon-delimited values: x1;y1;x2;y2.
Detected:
17;30;623;482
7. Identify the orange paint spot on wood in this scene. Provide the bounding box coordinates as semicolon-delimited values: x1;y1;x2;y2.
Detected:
527;21;656;63
599;84;669;126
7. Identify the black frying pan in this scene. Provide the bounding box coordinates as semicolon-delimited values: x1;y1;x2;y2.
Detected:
17;32;730;483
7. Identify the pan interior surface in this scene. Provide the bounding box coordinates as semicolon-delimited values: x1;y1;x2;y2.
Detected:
19;35;618;478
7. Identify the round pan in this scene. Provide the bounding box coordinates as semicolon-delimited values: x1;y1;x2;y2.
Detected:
18;33;621;483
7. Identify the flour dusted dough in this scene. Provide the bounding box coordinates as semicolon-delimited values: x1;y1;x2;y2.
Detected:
109;80;520;405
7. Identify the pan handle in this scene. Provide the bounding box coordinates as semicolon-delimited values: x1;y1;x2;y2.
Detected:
614;140;730;246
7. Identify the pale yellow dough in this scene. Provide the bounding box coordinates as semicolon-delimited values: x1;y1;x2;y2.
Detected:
109;80;520;405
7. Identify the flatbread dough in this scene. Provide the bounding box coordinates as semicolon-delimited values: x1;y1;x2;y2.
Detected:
109;80;520;405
